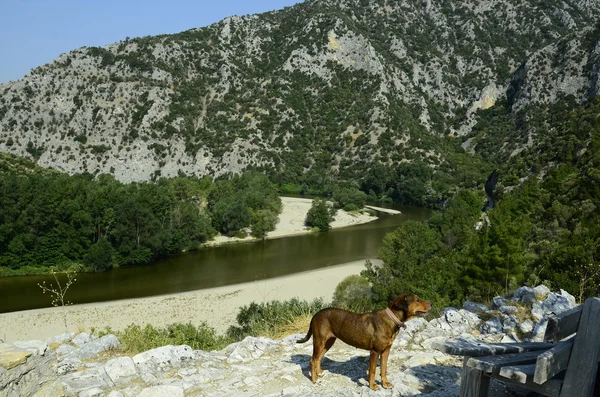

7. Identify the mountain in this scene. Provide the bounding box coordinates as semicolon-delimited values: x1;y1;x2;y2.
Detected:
1;0;600;184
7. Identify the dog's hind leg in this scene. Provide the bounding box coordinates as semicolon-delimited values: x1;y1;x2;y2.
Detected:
311;336;336;381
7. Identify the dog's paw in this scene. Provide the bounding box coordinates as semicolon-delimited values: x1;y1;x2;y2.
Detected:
382;381;393;389
369;383;380;391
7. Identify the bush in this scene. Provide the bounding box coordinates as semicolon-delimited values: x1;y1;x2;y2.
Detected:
227;298;326;340
305;199;336;232
332;274;373;313
332;186;367;211
115;323;232;353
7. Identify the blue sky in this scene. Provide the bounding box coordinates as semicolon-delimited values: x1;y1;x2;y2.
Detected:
0;0;302;83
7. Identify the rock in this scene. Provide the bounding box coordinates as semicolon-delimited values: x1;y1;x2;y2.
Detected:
107;391;125;397
499;305;518;314
533;285;551;300
502;315;518;332
60;366;113;396
519;319;535;334
492;296;508;309
133;344;195;379
80;387;105;397
0;343;32;369
531;291;577;321
463;301;489;313
55;344;76;356
513;286;535;302
480;318;503;334
74;334;120;359
138;385;184;397
226;337;277;363
46;332;75;344
57;357;83;375
72;332;92;347
31;379;65;397
13;340;48;356
105;356;138;385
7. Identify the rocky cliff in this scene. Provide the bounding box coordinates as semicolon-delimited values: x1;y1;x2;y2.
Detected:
1;0;600;182
0;286;578;396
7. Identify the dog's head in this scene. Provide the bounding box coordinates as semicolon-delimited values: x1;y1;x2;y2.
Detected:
388;294;432;320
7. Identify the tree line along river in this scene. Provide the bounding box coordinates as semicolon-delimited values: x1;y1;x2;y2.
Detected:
0;204;429;313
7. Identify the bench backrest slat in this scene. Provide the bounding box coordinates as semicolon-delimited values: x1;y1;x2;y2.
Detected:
534;338;574;384
544;305;582;343
560;297;600;397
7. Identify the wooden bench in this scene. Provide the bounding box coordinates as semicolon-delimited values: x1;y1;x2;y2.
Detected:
433;297;600;397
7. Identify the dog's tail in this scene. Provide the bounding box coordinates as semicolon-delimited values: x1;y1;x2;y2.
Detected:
296;318;313;343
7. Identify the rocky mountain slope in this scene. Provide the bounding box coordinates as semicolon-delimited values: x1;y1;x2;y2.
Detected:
1;0;600;182
0;286;577;396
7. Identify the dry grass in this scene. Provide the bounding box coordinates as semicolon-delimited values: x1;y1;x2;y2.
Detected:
269;314;313;340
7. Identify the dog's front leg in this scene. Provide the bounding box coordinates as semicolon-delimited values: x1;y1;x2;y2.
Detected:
368;350;380;390
380;346;393;389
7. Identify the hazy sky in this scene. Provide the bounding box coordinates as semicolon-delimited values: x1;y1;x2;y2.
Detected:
0;0;302;83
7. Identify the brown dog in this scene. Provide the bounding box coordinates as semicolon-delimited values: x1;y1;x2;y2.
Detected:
297;294;431;390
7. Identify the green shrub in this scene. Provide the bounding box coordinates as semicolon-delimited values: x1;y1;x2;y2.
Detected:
115;323;232;353
332;274;373;313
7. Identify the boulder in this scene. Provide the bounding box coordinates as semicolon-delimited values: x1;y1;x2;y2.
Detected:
13;340;48;356
59;366;113;396
499;305;518;314
105;356;138;385
531;290;577;321
137;385;184;397
519;319;535;334
480;318;503;334
226;337;278;363
533;285;550;300
72;332;92;347
513;286;535;302
463;301;489;313
0;343;32;369
492;296;508;309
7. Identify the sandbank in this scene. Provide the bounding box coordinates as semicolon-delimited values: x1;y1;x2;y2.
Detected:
0;260;380;342
205;196;379;246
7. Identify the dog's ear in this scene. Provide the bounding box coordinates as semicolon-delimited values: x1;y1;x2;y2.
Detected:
390;294;412;311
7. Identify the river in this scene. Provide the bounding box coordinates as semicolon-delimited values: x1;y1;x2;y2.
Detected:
0;204;429;313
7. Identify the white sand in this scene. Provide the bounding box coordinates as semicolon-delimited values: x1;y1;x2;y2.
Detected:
206;196;378;246
0;260;380;342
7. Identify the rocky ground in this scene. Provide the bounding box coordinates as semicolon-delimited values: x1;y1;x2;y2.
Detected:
0;285;577;397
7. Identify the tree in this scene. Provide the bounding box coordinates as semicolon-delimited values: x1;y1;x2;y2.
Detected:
85;237;114;272
305;199;336;232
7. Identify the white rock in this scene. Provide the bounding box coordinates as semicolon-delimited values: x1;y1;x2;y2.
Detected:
105;356;138;385
137;385;184;397
227;337;277;363
72;333;92;347
519;319;535;334
13;340;47;356
492;296;508;309
533;285;550;300
46;332;75;344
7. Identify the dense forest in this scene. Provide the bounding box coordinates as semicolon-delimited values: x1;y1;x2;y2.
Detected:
0;169;283;276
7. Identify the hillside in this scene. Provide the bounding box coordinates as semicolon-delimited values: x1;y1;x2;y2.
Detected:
1;0;600;187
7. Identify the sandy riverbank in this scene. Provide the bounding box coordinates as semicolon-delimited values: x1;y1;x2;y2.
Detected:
205;196;379;246
0;260;380;342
